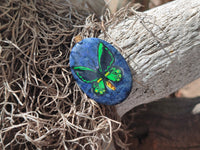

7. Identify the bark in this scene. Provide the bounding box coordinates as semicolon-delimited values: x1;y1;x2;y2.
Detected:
99;0;200;117
122;97;200;150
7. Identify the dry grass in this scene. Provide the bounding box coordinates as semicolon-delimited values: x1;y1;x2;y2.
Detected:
0;0;122;149
0;0;173;149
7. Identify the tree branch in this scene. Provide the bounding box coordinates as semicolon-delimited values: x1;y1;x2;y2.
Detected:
100;0;200;117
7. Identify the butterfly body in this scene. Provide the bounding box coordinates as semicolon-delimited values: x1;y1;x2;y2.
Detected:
95;67;121;93
70;38;132;105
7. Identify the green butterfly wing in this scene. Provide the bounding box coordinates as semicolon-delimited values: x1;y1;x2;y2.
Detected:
73;66;98;83
98;43;115;73
105;67;122;82
73;43;122;95
92;79;106;95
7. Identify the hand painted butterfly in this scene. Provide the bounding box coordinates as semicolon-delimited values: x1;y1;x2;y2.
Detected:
72;43;122;95
70;38;132;105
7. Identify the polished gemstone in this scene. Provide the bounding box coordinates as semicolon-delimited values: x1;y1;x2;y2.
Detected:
70;38;132;105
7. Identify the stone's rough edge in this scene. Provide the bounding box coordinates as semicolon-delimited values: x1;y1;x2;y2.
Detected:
98;0;200;116
70;38;133;105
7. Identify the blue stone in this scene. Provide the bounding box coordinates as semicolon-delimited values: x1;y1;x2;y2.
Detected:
70;38;132;105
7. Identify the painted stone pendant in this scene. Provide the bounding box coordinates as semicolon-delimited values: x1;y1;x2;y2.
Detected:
70;38;132;105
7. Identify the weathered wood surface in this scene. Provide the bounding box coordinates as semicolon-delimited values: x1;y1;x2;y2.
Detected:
121;97;200;150
99;0;200;117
